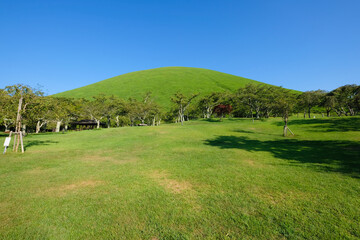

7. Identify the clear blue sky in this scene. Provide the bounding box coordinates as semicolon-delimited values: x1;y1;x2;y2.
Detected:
1;0;359;95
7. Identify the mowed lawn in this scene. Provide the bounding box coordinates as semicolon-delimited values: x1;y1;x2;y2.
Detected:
0;117;359;239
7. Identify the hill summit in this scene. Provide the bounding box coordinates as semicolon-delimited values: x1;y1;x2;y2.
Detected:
55;67;266;108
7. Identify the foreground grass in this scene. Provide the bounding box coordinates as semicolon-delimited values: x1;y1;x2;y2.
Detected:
0;117;359;239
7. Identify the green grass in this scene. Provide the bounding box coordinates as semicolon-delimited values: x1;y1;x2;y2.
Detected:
54;67;275;108
0;117;359;239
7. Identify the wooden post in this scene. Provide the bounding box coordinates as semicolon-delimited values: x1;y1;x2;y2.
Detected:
287;127;294;135
11;91;25;153
20;132;24;153
13;134;17;151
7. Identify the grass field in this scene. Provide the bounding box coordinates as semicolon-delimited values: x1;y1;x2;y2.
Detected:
54;67;272;108
0;117;359;239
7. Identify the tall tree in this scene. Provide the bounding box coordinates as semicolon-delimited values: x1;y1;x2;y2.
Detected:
0;89;16;131
321;94;336;117
3;84;43;133
298;90;324;118
171;92;198;125
329;84;359;116
83;95;109;128
24;96;54;133
273;88;297;136
237;84;269;119
198;92;223;119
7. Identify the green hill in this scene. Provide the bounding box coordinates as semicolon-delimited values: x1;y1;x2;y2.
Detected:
55;67;272;108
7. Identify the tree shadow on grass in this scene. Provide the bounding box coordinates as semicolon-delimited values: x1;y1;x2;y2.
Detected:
233;129;255;134
204;136;360;178
273;117;360;132
202;118;222;122
233;129;281;137
24;140;59;151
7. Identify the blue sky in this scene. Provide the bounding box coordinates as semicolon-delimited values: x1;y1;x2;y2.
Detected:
0;0;359;95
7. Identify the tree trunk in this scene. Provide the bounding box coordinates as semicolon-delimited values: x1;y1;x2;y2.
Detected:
255;107;260;119
96;120;100;129
107;116;111;128
179;109;184;125
55;121;61;132
308;108;311;118
327;110;330;117
65;124;68;131
36;121;41;133
206;107;212;118
303;110;306;118
115;116;120;127
283;118;288;137
334;108;342;117
22;124;26;136
348;106;354;116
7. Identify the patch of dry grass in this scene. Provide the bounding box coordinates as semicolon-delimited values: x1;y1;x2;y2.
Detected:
147;170;192;194
40;180;104;197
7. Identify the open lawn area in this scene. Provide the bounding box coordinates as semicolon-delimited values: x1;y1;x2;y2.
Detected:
0;117;359;239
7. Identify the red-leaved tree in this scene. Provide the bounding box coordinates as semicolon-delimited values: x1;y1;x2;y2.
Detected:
214;104;232;121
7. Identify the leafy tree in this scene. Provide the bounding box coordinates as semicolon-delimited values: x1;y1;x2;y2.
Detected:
124;93;161;126
3;84;43;133
236;84;275;119
214;104;233;121
237;84;260;119
48;97;77;132
0;89;16;131
329;84;359;116
171;92;199;125
198;92;224;119
321;94;336;117
273;88;297;136
112;98;129;127
82;95;109;128
24;96;54;133
102;95;121;128
298;90;324;118
259;86;279;118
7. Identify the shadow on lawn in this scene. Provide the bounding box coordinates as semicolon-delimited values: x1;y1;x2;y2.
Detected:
204;136;360;177
202;118;222;122
274;117;360;132
25;140;59;151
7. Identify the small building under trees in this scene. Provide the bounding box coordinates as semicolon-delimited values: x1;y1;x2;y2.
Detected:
71;120;105;130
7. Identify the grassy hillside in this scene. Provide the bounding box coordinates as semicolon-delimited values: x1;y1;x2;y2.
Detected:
54;67;271;108
1;117;359;239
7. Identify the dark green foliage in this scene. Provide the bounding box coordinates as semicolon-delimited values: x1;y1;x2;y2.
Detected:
328;84;360;116
297;90;325;118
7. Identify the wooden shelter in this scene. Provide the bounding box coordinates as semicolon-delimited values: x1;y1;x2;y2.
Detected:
71;120;104;130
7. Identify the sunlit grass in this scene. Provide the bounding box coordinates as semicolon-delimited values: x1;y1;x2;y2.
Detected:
0;117;359;239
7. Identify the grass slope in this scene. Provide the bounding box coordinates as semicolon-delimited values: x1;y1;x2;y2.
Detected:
54;67;269;108
0;117;359;239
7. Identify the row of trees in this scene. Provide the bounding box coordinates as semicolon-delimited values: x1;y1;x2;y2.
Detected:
0;85;163;133
195;84;359;120
0;83;359;136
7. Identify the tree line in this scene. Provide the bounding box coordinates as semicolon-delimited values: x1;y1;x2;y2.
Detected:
0;83;359;136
